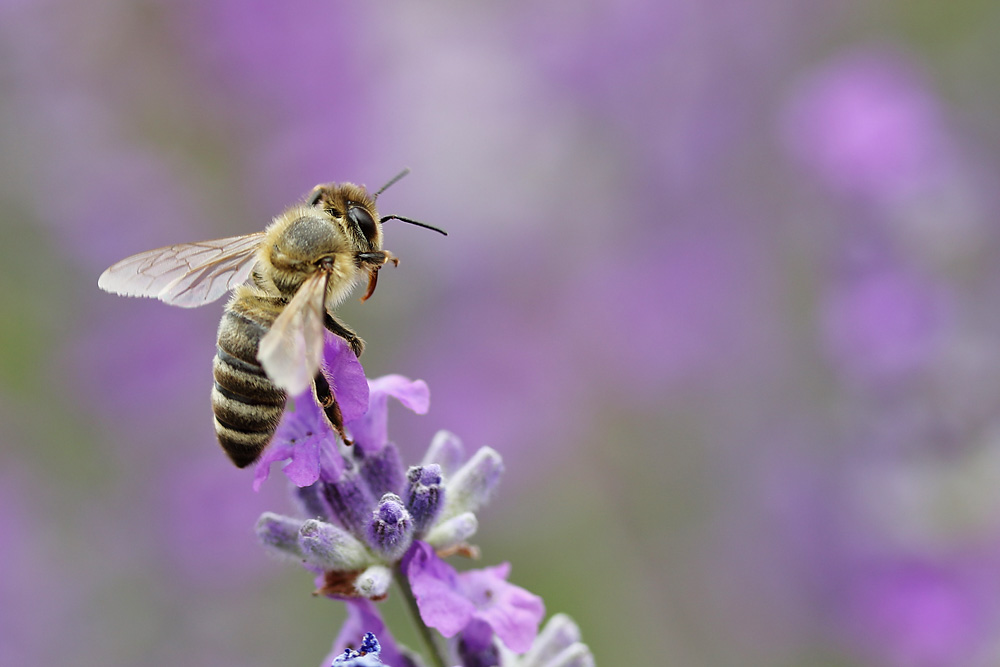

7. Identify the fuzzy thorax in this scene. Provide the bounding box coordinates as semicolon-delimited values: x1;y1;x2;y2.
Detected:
255;205;371;307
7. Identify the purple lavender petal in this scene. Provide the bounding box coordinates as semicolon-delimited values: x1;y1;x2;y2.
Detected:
331;599;385;658
459;563;545;653
252;390;346;491
402;544;544;651
324;334;370;424
279;434;323;487
347;375;430;455
276;386;331;438
369;375;431;414
251;441;294;492
401;541;476;637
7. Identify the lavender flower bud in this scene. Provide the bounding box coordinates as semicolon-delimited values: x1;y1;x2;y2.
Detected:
517;614;595;667
459;621;500;667
365;493;414;561
298;519;372;571
357;442;405;499
292;482;331;520
358;632;380;654
543;644;596;667
323;467;377;538
255;512;304;559
405;464;444;535
422;430;465;476
440;446;504;522
354;564;392;599
332;632;385;666
423;511;478;551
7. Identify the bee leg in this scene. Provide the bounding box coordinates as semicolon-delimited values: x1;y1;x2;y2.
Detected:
314;371;353;445
356;250;398;268
323;313;365;358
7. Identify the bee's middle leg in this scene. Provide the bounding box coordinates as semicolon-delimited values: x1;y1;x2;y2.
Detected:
324;313;365;358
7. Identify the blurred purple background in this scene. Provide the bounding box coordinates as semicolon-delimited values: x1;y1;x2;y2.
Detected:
3;1;1000;665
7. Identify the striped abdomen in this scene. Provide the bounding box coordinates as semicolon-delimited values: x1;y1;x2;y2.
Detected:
212;309;287;467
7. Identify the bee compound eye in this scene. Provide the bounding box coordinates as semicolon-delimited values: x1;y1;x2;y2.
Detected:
348;205;378;242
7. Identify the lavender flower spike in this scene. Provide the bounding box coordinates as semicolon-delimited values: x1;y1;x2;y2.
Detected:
299;519;373;571
439;446;504;523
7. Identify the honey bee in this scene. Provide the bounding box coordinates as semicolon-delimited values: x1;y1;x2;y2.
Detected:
98;171;445;468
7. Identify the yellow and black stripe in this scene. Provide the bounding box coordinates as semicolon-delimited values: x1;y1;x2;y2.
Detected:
212;310;286;467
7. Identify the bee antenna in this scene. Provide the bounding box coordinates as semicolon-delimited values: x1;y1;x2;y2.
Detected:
380;215;448;236
374;168;411;199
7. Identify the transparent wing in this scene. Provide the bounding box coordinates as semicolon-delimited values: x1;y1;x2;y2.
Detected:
257;270;329;396
97;232;266;308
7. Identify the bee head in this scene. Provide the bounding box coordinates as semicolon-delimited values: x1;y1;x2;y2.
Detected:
306;182;382;251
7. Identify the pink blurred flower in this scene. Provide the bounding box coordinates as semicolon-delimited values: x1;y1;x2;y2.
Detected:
822;260;950;383
783;49;951;202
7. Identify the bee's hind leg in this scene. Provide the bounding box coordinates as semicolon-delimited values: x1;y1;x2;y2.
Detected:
313;371;353;445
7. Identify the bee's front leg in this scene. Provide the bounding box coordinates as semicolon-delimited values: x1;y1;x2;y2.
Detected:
323;313;365;358
356;250;399;268
314;371;352;445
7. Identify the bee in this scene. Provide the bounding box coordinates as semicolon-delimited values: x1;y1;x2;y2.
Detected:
98;171;445;468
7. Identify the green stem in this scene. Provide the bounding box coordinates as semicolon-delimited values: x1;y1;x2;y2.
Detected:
394;563;448;667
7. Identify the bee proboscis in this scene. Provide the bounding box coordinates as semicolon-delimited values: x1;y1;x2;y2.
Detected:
98;172;445;467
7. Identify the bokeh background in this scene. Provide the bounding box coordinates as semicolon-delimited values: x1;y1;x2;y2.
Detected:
3;1;1000;665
